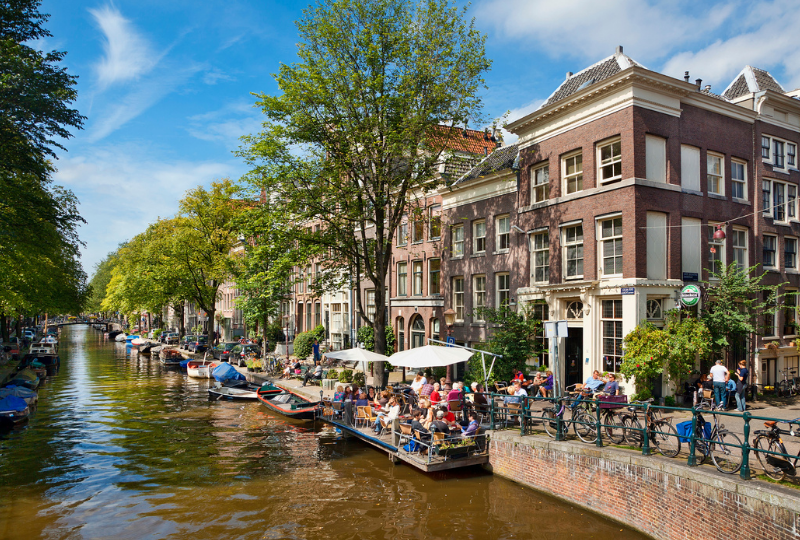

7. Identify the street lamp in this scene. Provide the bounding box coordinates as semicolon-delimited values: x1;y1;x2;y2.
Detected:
282;314;290;364
443;308;456;385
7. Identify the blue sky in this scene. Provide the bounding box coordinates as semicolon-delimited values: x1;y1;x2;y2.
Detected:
40;0;800;275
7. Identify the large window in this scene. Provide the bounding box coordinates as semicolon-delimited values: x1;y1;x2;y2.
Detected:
412;261;423;296
763;135;797;171
451;225;464;257
531;164;549;203
786;237;798;271
298;269;304;293
764;235;777;268
602;299;623;372
412;217;423;244
315;301;321;328
598;138;622;183
784;290;797;336
496;215;510;251
306;302;312;332
763;179;797;220
564;224;584;279
532;301;549;367
645;135;666;183
707;152;724;195
473;219;486;254
397;220;408;246
765;292;776;337
732;228;748;270
473;275;486;321
428;204;441;240
429;258;440;295
397;262;408;296
708;222;725;275
563;152;583;194
366;290;376;321
396;317;405;352
496;272;510;307
600;217;623;277
531;231;549;284
411;316;425;348
452;277;464;321
731;160;747;199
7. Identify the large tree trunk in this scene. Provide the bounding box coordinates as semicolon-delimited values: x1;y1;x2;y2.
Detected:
0;313;8;342
372;275;387;388
262;313;269;358
180;302;185;338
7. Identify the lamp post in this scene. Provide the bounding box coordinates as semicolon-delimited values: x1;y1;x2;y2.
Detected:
444;308;456;385
282;314;290;364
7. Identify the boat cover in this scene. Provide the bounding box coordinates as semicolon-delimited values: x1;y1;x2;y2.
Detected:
0;395;27;412
0;386;37;400
180;359;190;369
213;362;246;382
14;369;37;381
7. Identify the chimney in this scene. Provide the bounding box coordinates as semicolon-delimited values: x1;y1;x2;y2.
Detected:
704;85;711;92
566;71;573;80
684;71;690;83
615;45;623;56
695;78;702;90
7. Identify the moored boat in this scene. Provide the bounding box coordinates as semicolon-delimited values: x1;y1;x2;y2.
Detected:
0;385;38;406
159;348;183;367
208;384;259;400
10;368;39;390
0;395;29;426
186;359;217;378
115;333;127;342
257;386;320;419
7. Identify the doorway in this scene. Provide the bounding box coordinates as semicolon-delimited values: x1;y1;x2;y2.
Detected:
564;327;583;387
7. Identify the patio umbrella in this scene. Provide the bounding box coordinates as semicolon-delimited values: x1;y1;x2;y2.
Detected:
387;345;474;368
324;348;389;363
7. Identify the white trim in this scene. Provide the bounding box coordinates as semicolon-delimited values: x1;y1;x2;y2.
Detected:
559;219;583;228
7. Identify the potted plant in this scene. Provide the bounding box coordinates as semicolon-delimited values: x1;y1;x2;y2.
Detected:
436;439;477;459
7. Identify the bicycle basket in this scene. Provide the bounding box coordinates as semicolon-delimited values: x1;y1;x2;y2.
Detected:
702;390;713;399
599;395;628;409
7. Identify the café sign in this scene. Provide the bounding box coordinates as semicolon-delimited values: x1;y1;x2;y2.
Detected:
680;284;701;307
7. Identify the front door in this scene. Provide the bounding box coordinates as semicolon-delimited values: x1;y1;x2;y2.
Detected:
565;327;583;388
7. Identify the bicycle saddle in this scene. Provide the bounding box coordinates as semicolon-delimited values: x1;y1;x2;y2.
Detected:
764;420;778;427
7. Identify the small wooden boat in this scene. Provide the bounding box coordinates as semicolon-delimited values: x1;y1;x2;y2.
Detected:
159;348;184;367
0;395;30;426
137;342;155;355
108;330;122;340
257;386;320;419
0;385;38;406
186;359;217;378
10;369;39;390
208;384;259;401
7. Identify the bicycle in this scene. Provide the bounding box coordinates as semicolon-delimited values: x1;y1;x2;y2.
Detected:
752;418;800;481
691;411;743;474
540;397;597;443
778;368;798;397
571;393;626;445
618;399;680;458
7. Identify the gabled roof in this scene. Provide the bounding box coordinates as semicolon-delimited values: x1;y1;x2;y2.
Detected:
454;144;519;185
540;49;645;109
436;126;499;156
722;66;786;100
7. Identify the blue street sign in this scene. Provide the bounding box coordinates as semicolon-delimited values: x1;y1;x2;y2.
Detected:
446;336;455;347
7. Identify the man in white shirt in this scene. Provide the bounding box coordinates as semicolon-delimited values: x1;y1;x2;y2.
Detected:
709;360;730;410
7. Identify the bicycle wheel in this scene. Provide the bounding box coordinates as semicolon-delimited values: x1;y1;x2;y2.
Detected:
541;408;559;439
710;430;743;474
652;420;680;458
754;435;787;481
604;412;625;445
622;416;643;446
574;410;597;444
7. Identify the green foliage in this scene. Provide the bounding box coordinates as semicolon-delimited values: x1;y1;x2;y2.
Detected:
664;396;676;407
326;369;338;380
663;310;711;388
468;304;544;383
262;322;284;352
153;329;162;338
293;331;314;359
357;325;396;356
620;322;667;393
338;369;354;383
311;325;326;343
353;371;365;387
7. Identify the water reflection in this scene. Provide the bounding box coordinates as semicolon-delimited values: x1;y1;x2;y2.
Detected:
0;326;646;539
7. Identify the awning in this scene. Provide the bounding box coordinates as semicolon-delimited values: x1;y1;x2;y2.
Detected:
387;345;474;368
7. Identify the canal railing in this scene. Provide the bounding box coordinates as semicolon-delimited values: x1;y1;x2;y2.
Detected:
472;391;800;482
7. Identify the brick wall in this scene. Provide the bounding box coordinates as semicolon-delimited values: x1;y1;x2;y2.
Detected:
489;431;800;540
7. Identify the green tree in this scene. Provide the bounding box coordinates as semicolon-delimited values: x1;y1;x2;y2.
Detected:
620;322;668;401
356;324;395;356
663;310;711;392
86;251;118;314
238;0;490;386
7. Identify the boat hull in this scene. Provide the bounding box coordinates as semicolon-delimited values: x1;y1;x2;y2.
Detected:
257;387;319;419
208;387;258;400
186;361;217;378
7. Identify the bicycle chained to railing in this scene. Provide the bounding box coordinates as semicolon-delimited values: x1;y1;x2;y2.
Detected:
687;409;744;474
752;417;800;481
618;398;680;457
538;395;601;443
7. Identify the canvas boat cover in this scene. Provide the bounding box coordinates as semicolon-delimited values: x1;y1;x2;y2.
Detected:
0;386;37;400
213;362;246;383
0;395;27;412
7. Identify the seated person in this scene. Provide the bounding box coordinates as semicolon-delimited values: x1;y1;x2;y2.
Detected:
529;371;545;396
350;384;361;401
422;406;435;430
367;387;377;401
539;371;554;397
440;377;452;393
417;397;430;418
292;360;302;375
355;392;370;407
419;379;434;398
342;387;353;402
410;409;430;440
410;372;427;395
333;385;345;402
460;411;480;438
281;363;292;379
429;383;442;405
571;370;604;409
602;373;620;396
511;369;528;387
373;397;400;434
504;380;527;405
429;409;451;433
471;382;489;413
724;378;736;410
301;364;324;387
374;390;390;408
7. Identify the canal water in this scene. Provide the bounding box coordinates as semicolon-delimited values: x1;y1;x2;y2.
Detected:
0;326;647;539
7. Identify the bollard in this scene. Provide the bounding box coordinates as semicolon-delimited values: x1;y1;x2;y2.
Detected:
595;397;603;447
555;399;564;442
688;407;698;466
740;412;751;480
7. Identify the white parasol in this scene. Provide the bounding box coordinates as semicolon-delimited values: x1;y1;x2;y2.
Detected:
387;344;474;368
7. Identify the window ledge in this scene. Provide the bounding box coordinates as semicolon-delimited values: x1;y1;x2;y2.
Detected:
450;255;464;261
681;188;704;196
471;253;486;258
429;237;441;241
565;276;584;281
708;192;727;201
470;322;486;327
493;250;511;256
454;321;465;327
786;270;800;274
600;177;622;185
765;267;780;273
732;197;751;206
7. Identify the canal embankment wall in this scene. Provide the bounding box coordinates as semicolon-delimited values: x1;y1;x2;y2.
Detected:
487;431;800;540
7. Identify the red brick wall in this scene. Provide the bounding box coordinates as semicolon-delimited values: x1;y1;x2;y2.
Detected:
489;433;800;540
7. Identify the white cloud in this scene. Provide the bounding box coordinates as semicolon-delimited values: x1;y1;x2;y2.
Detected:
53;143;242;271
186;101;263;148
496;98;545;144
202;68;234;85
90;4;160;89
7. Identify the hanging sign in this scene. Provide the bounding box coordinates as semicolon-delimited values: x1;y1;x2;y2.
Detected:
680;284;701;307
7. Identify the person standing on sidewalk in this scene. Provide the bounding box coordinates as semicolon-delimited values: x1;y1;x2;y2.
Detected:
735;360;749;412
710;360;729;410
312;338;321;365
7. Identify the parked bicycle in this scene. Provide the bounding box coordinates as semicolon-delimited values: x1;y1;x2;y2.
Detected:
777;368;798;397
752;417;800;481
618;399;680;458
691;411;743;474
540;397;597;443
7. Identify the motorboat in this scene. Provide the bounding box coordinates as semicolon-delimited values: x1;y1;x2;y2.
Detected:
0;395;30;426
159;348;184;368
208;383;259;400
9;368;39;390
257;386;320;420
186;359;217;378
0;385;38;406
115;333;127;342
30;342;56;356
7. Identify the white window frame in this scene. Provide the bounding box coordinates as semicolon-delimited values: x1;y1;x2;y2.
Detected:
562;151;583;194
563;224;584;280
598;216;623;278
473;275;486;321
762;135;797;171
763;179;797;221
397;220;408;246
601;299;623;372
412;216;424;244
707;152;724;195
732;227;748;270
784;289;798;337
451;224;464;257
412;260;423;296
707;221;726;276
397;262;408;296
496;215;510;252
496;272;510;307
731;159;747;200
786;237;798;272
428;258;441;295
597;137;622;184
530;230;549;284
428;204;441;240
764;234;777;268
473;219;486;254
452;276;464;322
531;163;549;203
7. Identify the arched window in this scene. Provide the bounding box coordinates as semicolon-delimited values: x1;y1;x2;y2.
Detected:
397;317;405;352
411;316;425;349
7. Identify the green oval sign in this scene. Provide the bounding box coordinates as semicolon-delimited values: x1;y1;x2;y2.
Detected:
680;284;701;307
